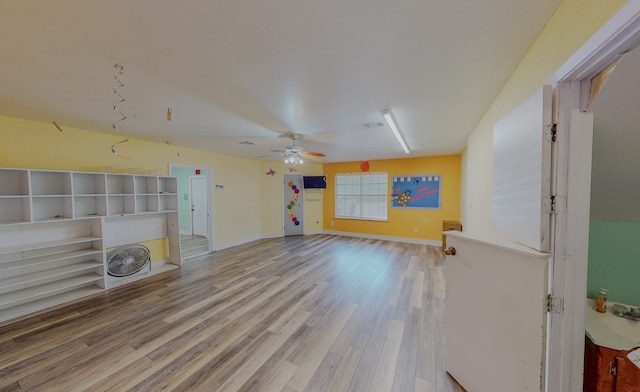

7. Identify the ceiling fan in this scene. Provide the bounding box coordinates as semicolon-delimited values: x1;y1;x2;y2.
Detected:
271;134;326;165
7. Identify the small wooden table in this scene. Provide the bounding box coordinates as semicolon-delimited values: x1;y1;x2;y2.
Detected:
442;220;462;251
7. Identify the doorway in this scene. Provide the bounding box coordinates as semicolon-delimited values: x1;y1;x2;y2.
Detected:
169;164;214;259
550;3;640;390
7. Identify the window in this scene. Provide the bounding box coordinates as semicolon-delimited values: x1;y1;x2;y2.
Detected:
335;173;388;220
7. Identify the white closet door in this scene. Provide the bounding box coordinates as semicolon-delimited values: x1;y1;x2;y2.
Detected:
493;85;552;252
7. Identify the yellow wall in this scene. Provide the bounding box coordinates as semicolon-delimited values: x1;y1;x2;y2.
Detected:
462;0;628;238
0;114;266;251
323;155;461;242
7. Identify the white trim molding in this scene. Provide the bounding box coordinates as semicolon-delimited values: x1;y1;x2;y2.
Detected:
554;0;640;83
323;230;442;247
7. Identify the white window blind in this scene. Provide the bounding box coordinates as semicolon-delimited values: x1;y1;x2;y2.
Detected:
335;173;388;220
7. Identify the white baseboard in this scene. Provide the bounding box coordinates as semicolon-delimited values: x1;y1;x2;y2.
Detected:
215;231;442;253
321;230;442;247
215;235;261;251
261;233;283;239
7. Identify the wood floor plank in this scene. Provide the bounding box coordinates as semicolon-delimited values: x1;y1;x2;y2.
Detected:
162;276;259;323
324;346;363;391
17;341;135;390
302;351;342;392
0;235;465;392
370;319;405;392
0;341;89;389
63;316;205;391
348;305;395;392
209;310;311;392
259;360;299;392
392;307;420;392
410;271;424;309
415;376;436;392
285;303;357;391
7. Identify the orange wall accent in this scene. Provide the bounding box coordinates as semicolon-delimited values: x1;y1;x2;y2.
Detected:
323;155;461;242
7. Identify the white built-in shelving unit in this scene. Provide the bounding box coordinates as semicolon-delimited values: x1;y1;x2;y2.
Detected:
0;168;181;324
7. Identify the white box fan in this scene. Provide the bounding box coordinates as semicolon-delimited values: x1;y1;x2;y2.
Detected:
106;243;151;280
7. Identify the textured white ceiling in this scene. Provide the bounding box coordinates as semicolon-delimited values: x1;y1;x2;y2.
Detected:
0;0;560;162
590;45;640;221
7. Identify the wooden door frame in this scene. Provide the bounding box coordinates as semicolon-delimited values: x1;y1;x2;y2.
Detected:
548;3;640;391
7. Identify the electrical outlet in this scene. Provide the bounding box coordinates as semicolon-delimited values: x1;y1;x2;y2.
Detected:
330;220;334;226
414;227;418;233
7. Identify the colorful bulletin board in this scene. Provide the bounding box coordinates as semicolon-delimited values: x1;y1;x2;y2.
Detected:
391;175;441;209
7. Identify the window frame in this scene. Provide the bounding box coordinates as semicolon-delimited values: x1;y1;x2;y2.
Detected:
334;172;388;221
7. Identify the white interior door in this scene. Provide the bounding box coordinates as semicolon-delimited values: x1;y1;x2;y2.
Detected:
190;176;208;237
283;174;303;236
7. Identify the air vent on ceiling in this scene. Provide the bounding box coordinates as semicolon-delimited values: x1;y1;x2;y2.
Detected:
364;122;384;128
238;140;256;145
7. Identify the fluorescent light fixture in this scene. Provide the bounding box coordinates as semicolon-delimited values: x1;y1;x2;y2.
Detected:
382;110;410;154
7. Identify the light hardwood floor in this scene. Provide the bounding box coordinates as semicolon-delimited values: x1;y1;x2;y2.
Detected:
0;234;465;392
180;234;210;258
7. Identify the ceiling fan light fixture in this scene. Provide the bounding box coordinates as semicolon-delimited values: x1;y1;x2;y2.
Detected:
284;151;304;166
383;109;410;154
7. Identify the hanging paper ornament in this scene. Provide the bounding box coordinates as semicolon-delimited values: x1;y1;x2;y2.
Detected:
111;64;131;160
360;160;370;172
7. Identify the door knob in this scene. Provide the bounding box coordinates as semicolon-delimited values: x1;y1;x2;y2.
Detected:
444;247;456;256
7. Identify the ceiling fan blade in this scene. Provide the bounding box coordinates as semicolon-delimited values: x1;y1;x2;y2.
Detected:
302;153;325;162
304;151;326;157
270;149;286;153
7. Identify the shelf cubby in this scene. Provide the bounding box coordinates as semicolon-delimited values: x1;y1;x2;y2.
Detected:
32;196;73;221
107;174;135;195
72;172;106;195
107;195;135;216
0;197;30;224
30;171;72;196
158;176;178;194
135;176;158;195
0;168;29;196
159;194;178;211
135;195;155;214
73;195;107;218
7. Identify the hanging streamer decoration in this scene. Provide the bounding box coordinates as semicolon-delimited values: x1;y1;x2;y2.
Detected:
111;64;131;159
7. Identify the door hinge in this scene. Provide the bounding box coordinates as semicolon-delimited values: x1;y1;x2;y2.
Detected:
543;195;565;214
545;123;558;142
547;294;562;314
